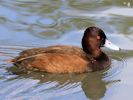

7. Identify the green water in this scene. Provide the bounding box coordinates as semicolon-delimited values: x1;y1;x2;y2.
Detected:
0;0;133;100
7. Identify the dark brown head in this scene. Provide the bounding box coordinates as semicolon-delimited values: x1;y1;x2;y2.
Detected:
82;26;120;58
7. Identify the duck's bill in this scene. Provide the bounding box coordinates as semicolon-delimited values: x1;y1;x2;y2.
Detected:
104;39;120;51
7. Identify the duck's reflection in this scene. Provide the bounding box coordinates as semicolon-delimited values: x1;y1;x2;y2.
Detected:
81;73;106;100
7;67;118;100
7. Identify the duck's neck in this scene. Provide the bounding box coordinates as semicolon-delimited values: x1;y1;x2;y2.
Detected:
82;38;101;58
89;48;102;58
83;46;108;64
82;45;102;58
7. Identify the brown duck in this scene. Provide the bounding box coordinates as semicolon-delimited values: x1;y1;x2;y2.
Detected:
11;26;120;73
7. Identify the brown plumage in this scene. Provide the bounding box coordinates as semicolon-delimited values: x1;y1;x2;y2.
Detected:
11;26;114;73
12;46;92;73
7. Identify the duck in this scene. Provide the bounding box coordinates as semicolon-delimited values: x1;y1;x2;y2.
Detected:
11;26;120;73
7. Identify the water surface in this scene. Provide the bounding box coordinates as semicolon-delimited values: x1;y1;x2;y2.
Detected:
0;0;133;100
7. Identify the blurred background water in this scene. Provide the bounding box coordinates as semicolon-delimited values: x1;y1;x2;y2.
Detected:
0;0;133;100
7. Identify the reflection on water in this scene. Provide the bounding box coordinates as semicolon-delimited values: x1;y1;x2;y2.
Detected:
0;0;133;100
7;67;119;100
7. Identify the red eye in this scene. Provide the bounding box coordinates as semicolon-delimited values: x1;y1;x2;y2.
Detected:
96;36;101;40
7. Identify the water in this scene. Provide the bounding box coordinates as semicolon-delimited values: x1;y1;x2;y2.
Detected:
0;0;133;100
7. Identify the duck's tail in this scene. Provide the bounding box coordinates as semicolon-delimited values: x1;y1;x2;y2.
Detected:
5;59;15;63
0;53;16;63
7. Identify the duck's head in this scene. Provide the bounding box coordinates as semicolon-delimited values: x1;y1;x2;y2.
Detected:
82;26;120;57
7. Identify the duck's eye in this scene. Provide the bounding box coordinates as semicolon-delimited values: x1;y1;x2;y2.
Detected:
96;36;101;40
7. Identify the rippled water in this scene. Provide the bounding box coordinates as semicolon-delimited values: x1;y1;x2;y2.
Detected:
0;0;133;100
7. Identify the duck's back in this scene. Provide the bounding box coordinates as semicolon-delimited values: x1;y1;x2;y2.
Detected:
13;45;91;73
